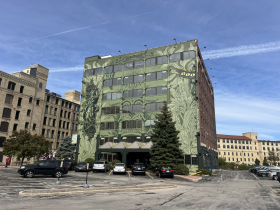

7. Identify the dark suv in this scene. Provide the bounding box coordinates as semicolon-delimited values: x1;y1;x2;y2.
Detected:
17;160;68;178
131;163;146;175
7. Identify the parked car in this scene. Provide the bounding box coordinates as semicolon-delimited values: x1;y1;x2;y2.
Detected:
268;169;280;180
66;159;76;170
113;163;126;174
17;160;68;178
93;161;110;172
131;163;146;175
75;162;91;172
155;166;174;178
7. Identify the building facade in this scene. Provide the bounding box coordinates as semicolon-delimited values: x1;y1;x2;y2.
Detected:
0;64;80;165
78;39;218;171
217;132;280;165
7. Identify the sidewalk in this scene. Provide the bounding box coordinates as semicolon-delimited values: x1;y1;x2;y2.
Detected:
174;175;202;182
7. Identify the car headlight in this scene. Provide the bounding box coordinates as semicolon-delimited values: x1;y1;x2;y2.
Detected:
20;166;25;169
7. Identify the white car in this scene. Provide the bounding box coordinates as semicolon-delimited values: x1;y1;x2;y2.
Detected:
113;163;126;174
268;169;280;180
93;161;110;172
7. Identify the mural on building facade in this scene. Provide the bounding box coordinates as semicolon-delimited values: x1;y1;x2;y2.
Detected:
78;40;200;162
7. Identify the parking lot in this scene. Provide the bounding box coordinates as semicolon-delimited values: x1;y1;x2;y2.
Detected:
2;168;280;210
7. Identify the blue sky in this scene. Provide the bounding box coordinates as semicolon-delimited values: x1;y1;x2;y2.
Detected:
0;0;279;140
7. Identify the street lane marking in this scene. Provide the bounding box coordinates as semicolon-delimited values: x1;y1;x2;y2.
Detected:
263;183;280;196
147;172;154;179
252;173;259;180
108;170;113;176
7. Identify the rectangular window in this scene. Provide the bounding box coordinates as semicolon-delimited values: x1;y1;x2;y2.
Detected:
52;119;56;127
146;87;167;96
13;124;18;131
122;120;142;129
114;64;122;72
5;94;14;104
0;121;9;132
67;122;69;129
33;124;36;130
104;66;113;74
170;52;181;62
102;92;121;100
25;122;29;129
48;118;52;126
17;97;22;106
56;98;59;105
63;121;66;129
113;78;122;86
2;108;11;118
7;81;16;90
145;102;164;112
54;108;57;116
36;100;40;106
51;130;54;138
45;105;48;114
93;67;103;75
20;86;24;93
101;107;120;115
72;123;74;131
185;155;191;164
29;97;32;103
146;71;167;82
76;114;79;121
15;111;20;120
75;124;78;131
27;109;31;116
100;121;119;130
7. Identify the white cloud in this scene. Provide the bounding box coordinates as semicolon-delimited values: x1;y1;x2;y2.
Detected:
203;41;280;59
50;65;83;73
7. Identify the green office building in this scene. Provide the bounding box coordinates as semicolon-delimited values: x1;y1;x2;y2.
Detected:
77;39;218;171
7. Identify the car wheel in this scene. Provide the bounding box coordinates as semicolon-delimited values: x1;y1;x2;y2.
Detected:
159;173;161;178
55;171;62;178
25;170;34;178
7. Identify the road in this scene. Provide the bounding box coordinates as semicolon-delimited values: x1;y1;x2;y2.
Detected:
1;168;280;210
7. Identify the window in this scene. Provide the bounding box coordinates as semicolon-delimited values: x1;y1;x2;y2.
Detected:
0;122;9;132
124;60;144;70
39;83;43;88
146;71;168;82
235;140;237;143
218;144;220;148
74;105;76;111
5;94;13;104
63;121;66;129
27;109;31;116
122;120;142;129
15;111;20;120
54;108;57;116
223;139;225;143
146;86;167;96
68;112;70;119
65;102;68;108
123;89;143;99
17;97;22;106
246;146;249;149
239;146;241;149
76;114;79;121
52;119;56;127
223;145;226;148
170;51;195;62
123;105;142;113
46;130;50;138
75;124;78;131
69;103;72;109
227;145;229;148
231;140;233;143
100;121;119;130
101;107;120;115
51;130;54;138
60;110;63;117
227;140;229;143
2;108;11;118
20;86;24;93
29;97;32;103
64;111;67;118
145;102;164;112
48;118;51;126
218;139;220;142
146;56;168;66
43;117;47;125
235;145;237;149
231;145;233;149
33;124;36;130
7;81;16;90
73;113;75;120
13;124;18;131
45;105;48;114
56;98;59;105
25;122;29;129
59;120;62;128
243;146;245;149
57;131;60;139
103;78;122;87
85;67;103;77
77;106;80;112
47;96;50;102
102;92;121;100
170;53;181;62
144;120;157;128
36;100;40;106
123;75;144;84
104;64;122;74
72;123;74;130
67;122;69;129
61;132;65;139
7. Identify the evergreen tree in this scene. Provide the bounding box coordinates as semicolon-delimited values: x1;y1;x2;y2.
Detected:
255;158;260;166
150;102;184;170
263;157;269;166
56;136;76;159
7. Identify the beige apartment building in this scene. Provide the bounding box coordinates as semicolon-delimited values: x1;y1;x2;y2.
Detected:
217;132;280;165
0;64;80;165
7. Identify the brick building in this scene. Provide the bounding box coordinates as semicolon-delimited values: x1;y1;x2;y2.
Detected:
0;64;80;165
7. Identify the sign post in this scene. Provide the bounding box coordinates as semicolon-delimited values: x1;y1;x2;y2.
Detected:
83;163;89;188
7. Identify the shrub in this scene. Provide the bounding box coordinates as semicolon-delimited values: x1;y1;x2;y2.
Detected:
85;158;95;168
197;169;212;175
238;164;250;170
111;159;121;166
174;164;189;175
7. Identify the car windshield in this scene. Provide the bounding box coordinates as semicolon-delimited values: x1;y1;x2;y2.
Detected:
161;166;172;169
77;162;86;165
95;161;104;164
115;163;125;166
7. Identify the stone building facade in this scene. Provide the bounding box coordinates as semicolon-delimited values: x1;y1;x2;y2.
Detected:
217;132;280;165
0;64;80;165
78;39;218;171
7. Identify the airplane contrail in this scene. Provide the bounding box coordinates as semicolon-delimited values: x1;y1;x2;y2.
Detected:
50;65;83;73
202;41;280;59
12;11;155;45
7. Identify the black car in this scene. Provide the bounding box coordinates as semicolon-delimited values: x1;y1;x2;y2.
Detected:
75;162;91;172
131;163;146;175
17;160;68;178
156;166;174;178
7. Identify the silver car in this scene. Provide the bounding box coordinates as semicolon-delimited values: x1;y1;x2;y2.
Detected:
268;168;280;180
93;161;110;172
113;163;126;174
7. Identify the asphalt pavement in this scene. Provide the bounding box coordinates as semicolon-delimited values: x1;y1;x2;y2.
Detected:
1;168;280;210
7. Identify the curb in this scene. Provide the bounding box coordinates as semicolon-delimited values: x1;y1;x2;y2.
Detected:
174;175;202;182
19;184;177;197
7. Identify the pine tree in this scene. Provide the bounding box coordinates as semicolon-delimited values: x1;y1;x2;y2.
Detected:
263;157;269;166
150;102;184;170
255;158;260;166
56;136;76;159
